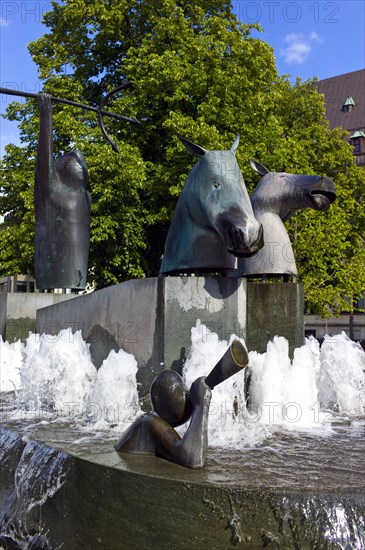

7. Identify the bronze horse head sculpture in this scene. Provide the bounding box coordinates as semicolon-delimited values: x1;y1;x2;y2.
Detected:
160;136;264;275
234;160;336;277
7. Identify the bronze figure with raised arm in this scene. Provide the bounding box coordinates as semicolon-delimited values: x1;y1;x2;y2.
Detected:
115;340;248;469
34;93;91;290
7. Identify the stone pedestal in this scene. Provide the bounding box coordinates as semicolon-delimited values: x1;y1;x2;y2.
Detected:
36;277;304;396
246;282;304;356
36;277;247;396
0;293;76;343
163;277;247;374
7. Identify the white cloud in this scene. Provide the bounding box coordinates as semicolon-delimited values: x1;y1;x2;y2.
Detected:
310;31;323;43
280;32;323;65
285;33;302;44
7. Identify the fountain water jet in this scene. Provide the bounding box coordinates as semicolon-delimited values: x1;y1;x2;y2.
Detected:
0;325;364;548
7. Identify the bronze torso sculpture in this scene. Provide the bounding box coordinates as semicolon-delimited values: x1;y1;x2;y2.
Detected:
234;160;336;277
159;136;263;275
34;94;91;290
0;84;138;290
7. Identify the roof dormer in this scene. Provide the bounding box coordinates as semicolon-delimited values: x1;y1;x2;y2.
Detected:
342;96;355;112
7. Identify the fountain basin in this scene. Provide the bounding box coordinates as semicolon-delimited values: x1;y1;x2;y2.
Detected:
1;417;364;549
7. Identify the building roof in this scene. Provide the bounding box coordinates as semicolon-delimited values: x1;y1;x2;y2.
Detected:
315;69;365;134
349;130;365;139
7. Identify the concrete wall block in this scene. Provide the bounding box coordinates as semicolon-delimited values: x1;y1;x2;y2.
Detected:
36;279;162;395
36;277;249;395
246;282;304;356
34;277;304;395
1;293;75;343
163;276;247;373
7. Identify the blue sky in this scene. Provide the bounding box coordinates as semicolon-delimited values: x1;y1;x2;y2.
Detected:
0;0;364;155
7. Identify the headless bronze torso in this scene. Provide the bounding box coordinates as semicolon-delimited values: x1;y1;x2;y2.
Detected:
34;94;91;290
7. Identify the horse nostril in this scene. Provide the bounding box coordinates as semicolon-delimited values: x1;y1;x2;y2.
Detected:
232;227;244;247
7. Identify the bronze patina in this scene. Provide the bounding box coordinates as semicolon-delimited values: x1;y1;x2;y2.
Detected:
115;340;248;468
159;136;264;275
0;83;139;290
235;160;336;277
34;93;91;290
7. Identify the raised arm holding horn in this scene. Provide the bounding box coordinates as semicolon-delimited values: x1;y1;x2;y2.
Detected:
115;340;248;469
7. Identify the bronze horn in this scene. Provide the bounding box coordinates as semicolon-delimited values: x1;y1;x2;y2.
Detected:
204;340;248;389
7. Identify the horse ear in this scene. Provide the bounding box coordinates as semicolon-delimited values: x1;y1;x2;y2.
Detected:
250;159;269;175
230;134;240;155
179;136;207;157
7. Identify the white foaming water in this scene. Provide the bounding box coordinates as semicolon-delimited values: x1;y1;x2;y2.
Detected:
0;330;142;429
87;348;141;429
180;323;272;448
18;330;97;415
0;337;23;392
318;332;365;415
248;336;321;427
179;325;365;449
0;326;364;449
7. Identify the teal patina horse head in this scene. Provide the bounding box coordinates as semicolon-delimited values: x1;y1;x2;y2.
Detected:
160;136;264;275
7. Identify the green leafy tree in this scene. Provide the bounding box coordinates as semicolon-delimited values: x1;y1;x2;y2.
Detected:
0;144;35;274
1;0;364;314
241;77;365;315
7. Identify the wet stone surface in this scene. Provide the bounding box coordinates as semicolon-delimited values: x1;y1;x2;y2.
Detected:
1;397;364;549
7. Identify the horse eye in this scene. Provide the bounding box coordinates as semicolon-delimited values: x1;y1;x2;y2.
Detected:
213;181;220;189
